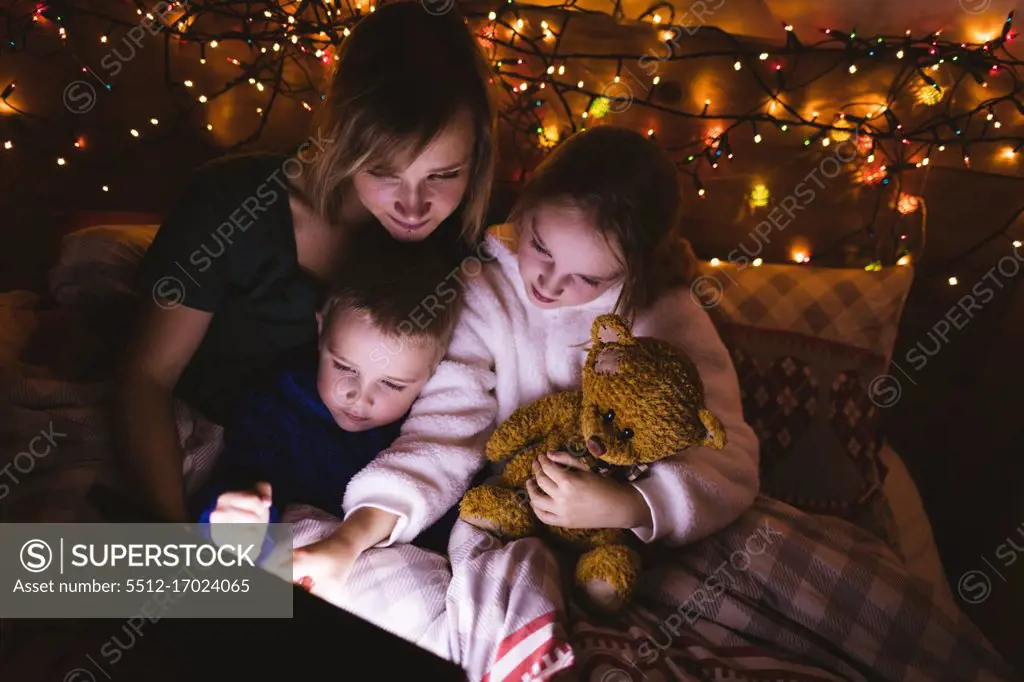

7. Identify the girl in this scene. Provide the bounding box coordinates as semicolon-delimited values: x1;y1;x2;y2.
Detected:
114;2;496;522
291;125;761;608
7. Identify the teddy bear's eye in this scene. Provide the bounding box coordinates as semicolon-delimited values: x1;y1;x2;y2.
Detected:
617;428;634;441
602;409;615;424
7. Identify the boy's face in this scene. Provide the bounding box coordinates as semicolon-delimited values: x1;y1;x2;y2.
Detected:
316;305;436;432
516;203;624;310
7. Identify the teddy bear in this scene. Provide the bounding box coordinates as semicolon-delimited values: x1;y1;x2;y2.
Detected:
458;313;727;612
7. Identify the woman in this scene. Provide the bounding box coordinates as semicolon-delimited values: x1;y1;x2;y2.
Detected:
114;2;496;522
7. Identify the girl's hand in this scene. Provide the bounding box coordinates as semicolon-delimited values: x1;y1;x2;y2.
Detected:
526;452;651;530
291;533;361;605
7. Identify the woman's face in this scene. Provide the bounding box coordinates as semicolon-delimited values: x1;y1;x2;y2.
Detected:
352;109;475;242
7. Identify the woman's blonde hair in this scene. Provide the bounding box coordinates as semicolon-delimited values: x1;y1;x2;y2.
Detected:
508;125;697;318
300;3;496;248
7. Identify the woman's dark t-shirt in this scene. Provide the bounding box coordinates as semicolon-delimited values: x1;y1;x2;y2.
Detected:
134;153;321;424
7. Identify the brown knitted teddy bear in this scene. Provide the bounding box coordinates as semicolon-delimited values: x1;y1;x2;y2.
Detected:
459;313;727;612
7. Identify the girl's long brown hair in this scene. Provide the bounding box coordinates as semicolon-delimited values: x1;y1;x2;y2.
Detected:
299;2;497;248
508;125;697;318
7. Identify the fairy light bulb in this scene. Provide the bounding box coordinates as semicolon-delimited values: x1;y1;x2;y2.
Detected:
57;157;66;166
759;52;768;60
198;95;208;103
102;185;109;192
558;65;565;75
150;118;159;125
753;258;763;267
488;11;496;19
754;133;762;143
130;128;139;137
184;80;193;87
652;76;660;85
3;140;12;150
948;276;958;286
734;60;742;70
710;258;721;266
848;64;857;74
896;49;904;58
897;255;911;266
210;40;218;48
577;80;584;88
547;66;554;74
653;13;662;23
516;18;523;30
1001;146;1016;160
1013;240;1022;248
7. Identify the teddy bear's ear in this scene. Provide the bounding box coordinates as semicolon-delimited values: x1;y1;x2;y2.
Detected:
699;409;728;450
592;314;635;346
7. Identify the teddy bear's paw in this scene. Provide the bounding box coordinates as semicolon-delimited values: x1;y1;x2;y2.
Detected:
459;485;534;539
583;579;629;613
576;544;641;614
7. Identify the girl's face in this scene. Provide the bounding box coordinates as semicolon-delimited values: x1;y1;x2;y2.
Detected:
516;203;624;309
352;109;474;242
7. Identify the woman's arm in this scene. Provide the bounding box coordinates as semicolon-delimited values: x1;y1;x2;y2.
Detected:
629;288;761;546
113;303;213;522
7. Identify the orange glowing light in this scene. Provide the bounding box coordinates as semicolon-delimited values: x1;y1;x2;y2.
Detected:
897;194;920;214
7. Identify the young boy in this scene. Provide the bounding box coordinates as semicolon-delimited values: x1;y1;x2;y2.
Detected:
189;226;465;554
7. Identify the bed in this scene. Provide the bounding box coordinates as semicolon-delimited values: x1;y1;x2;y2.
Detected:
0;223;1016;681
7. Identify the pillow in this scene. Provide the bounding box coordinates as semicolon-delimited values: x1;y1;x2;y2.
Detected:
49;224;159;306
695;261;914;549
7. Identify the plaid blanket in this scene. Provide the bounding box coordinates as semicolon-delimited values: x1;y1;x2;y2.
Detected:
0;372;1018;682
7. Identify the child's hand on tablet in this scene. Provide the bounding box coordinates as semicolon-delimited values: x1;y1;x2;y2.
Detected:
291;533;361;605
209;482;273;525
208;482;272;550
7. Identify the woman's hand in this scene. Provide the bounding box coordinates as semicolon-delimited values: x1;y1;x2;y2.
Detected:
526;452;652;530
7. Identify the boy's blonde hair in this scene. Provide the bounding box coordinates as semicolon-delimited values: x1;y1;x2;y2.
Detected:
321;226;464;366
508;126;697;319
299;2;497;250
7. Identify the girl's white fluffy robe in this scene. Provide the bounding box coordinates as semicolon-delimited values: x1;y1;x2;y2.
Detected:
343;232;760;547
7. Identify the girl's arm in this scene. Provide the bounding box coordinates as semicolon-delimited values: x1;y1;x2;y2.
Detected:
339;298;500;548
630;288;761;546
113;304;213;521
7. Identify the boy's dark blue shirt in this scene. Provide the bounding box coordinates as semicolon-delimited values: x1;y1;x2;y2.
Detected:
190;343;460;554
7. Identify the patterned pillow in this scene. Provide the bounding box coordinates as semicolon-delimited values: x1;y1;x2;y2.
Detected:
694;261;914;549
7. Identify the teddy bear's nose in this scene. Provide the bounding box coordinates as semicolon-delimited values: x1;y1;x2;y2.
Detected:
586;436;606;456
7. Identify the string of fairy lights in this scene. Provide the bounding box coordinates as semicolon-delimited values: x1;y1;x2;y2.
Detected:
2;0;1024;285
